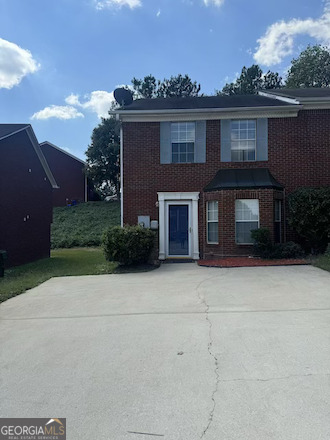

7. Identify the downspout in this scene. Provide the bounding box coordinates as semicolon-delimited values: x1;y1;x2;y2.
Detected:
119;118;124;227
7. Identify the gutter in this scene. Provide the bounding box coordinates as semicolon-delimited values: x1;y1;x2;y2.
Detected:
110;104;301;116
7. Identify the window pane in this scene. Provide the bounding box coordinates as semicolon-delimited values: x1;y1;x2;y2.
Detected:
235;200;259;221
172;143;178;153
231;150;242;161
247;120;256;129
187;153;194;162
187;143;194;153
247;130;255;139
172;153;179;163
247;149;256;161
240;120;248;129
208;201;218;220
208;222;218;243
275;200;281;222
179;153;186;163
236;221;258;244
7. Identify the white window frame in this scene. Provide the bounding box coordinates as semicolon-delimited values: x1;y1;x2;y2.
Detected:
231;119;256;162
171;122;195;163
235;199;259;245
207;201;219;244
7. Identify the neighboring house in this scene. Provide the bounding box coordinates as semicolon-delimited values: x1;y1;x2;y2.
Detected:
40;141;88;207
113;88;330;260
0;124;58;267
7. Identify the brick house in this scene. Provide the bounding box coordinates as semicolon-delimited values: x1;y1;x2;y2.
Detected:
113;88;330;260
0;125;58;267
40;141;89;207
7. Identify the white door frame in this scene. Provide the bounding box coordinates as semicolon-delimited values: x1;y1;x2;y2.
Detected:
158;192;200;260
165;201;192;258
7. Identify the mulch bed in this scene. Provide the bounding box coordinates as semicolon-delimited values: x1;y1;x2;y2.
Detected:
198;257;309;268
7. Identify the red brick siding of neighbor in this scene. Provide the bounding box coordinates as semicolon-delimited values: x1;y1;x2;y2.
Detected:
0;131;53;267
40;143;86;207
122;109;330;258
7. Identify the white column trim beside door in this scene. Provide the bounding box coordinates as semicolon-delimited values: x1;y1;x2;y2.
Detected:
157;192;200;260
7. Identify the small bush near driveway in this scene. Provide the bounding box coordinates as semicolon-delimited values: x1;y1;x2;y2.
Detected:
103;226;155;266
251;228;304;259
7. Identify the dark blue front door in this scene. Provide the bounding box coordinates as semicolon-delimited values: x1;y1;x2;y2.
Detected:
168;205;189;256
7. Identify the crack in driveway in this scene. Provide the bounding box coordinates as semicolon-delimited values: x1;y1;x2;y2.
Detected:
196;274;223;439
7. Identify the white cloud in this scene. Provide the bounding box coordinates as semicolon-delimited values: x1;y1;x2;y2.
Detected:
203;0;224;6
254;2;330;66
156;9;161;17
65;91;115;118
31;105;84;120
94;0;141;10
0;38;39;89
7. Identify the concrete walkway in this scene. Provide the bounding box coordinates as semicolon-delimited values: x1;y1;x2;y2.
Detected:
1;264;330;439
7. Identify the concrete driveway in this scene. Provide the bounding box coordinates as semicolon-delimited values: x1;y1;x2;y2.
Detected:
1;264;330;440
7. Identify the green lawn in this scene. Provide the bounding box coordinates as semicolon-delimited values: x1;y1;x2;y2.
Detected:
313;253;330;272
52;201;120;248
0;248;117;304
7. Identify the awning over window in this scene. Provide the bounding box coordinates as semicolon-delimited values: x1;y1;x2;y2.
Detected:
204;168;283;192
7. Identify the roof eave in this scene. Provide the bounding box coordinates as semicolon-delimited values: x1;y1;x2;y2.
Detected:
111;104;300;116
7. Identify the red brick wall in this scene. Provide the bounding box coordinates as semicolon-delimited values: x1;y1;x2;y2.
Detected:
40;143;86;207
0;131;53;267
122;109;330;257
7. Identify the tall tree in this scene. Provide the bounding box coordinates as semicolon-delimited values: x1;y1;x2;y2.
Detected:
156;74;201;98
286;45;330;88
131;74;201;98
220;64;282;95
85;116;120;197
131;74;158;98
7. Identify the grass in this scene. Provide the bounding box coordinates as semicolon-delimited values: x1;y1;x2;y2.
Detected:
0;248;117;304
313;253;330;272
51;201;120;248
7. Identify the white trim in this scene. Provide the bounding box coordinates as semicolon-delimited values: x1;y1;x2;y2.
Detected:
165;201;192;258
258;91;300;105
158;192;199;260
26;128;59;189
114;107;300;123
0;125;29;141
120;125;124;227
40;141;86;164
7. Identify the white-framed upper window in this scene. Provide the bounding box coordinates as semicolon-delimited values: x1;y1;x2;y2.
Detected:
231;120;256;162
207;201;218;244
171;122;195;163
235;199;259;244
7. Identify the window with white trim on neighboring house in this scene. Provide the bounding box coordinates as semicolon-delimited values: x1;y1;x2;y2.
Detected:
235;199;259;244
231;119;256;161
171;122;195;163
207;201;218;244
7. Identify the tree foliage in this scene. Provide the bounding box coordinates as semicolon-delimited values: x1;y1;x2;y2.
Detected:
131;74;201;98
220;64;282;96
288;187;330;253
85;116;120;197
286;45;330;88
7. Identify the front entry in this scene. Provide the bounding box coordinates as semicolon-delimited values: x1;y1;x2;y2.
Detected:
158;192;200;260
167;204;189;257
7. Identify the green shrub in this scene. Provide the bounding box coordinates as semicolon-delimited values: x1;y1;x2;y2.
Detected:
251;228;304;259
288;187;330;253
251;228;273;258
102;226;155;265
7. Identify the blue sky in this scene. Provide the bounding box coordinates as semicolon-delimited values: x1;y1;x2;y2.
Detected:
0;0;329;160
